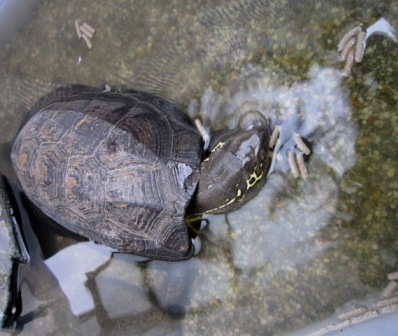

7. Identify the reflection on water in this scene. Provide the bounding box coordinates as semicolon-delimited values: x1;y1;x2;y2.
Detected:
0;0;398;335
365;17;397;44
45;242;113;316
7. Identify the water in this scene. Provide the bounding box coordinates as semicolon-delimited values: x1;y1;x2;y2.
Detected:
0;0;398;335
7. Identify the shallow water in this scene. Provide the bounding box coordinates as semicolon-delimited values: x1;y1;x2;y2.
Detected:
0;0;398;335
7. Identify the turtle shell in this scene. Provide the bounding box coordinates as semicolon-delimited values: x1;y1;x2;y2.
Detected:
11;86;203;260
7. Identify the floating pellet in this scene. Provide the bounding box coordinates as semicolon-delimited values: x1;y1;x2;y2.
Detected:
287;151;299;178
340;37;356;62
75;20;82;38
296;154;308;179
306;326;329;336
379;303;398;314
81;34;93;49
269;125;280;149
354;29;367;62
342;49;354;77
338;25;361;51
350;310;378;323
194;119;210;149
82;22;96;34
387;271;398;281
325;320;351;333
382;280;398;298
374;295;398;309
293;133;311;155
338;306;368;321
80;25;94;39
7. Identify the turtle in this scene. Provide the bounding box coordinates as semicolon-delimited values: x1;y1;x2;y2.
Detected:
11;84;270;261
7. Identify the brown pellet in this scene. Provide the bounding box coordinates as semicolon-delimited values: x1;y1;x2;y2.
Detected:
343;49;354;77
75;19;82;38
338;25;361;51
296;153;308;179
387;271;398;281
287;151;299;178
81;34;93;49
80;25;94;39
293;133;311;155
82;22;96;34
354;30;367;62
379;303;398;314
338;306;368;321
269;125;280;149
382;281;398;298
194;119;210;146
374;295;398;309
340;37;356;62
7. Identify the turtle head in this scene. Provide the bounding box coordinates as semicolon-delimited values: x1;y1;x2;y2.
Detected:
189;111;271;214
